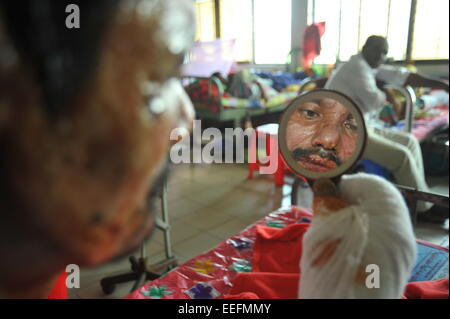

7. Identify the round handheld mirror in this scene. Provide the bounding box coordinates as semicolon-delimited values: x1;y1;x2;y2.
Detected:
278;89;367;181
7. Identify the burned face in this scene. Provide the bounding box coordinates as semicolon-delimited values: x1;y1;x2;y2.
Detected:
286;98;358;173
0;0;195;294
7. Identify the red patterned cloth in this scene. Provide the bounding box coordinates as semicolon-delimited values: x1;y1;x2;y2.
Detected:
227;273;300;299
404;278;449;299
184;79;225;113
125;206;448;299
252;224;308;274
224;274;449;299
125;207;312;299
226;225;448;299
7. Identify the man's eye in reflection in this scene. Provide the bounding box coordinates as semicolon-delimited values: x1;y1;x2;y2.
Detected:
299;109;321;120
344;121;358;131
344;114;358;132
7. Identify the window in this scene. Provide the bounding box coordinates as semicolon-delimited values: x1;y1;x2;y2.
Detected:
338;0;361;62
359;0;410;61
195;0;449;65
194;0;216;42
358;0;390;48
411;0;449;60
253;0;292;64
309;0;411;64
308;0;341;64
195;0;292;64
385;0;411;61
220;0;253;62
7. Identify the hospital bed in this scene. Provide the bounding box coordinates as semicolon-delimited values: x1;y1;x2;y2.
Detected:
120;79;449;299
181;39;301;129
182;75;298;128
118;89;448;297
100;181;178;295
299;77;449;141
125;189;448;299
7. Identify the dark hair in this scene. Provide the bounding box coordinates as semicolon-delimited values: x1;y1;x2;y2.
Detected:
0;0;120;115
362;35;387;52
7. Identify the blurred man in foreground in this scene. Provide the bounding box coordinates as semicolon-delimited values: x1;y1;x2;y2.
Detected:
0;0;195;297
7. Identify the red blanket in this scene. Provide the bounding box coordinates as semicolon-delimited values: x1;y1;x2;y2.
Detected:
404;278;449;299
225;224;448;299
124;207;448;299
252;224;308;274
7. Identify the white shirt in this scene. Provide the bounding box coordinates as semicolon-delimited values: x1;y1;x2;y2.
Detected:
325;53;410;123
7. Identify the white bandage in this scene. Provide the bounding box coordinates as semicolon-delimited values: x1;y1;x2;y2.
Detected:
299;173;417;299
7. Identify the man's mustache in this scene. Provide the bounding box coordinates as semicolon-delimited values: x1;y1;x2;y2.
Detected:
292;147;342;166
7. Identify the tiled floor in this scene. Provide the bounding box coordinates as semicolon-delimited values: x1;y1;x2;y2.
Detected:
69;163;449;299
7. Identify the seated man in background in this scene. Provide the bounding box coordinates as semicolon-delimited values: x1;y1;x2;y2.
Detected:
326;35;449;223
0;0;195;297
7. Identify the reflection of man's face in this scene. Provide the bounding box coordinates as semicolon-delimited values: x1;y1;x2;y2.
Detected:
286;98;358;172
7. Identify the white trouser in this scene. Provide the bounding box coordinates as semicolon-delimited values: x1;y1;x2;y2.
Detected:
363;126;432;212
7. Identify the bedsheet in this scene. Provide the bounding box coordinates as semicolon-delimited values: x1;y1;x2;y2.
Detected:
185;78;298;111
126;207;311;299
393;105;449;141
125;206;448;299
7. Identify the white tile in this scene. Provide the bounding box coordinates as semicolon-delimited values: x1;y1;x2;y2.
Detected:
180;207;234;231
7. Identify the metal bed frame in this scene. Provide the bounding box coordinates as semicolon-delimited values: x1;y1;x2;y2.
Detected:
100;181;177;295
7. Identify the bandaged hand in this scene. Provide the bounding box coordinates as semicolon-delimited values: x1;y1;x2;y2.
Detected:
299;173;417;299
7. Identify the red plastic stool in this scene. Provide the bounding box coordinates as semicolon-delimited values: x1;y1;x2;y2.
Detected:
248;123;290;186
